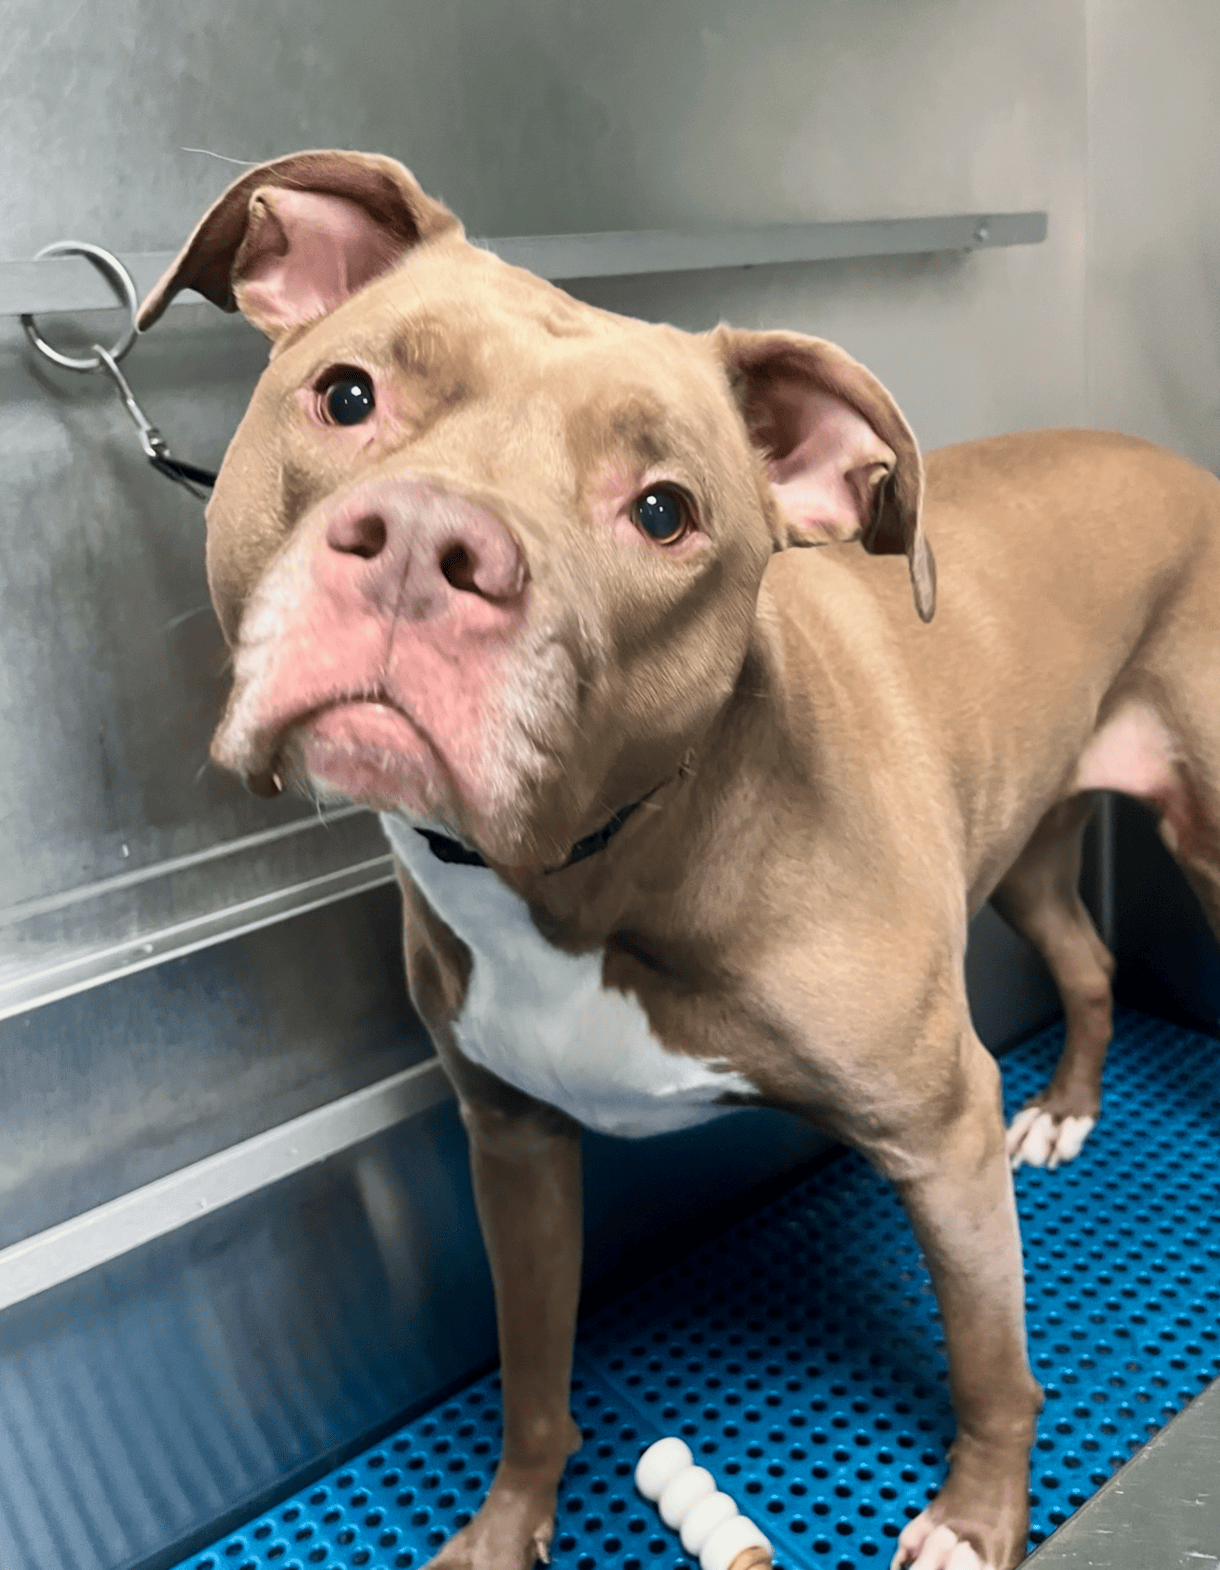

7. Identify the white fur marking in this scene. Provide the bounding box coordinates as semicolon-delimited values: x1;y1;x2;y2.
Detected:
1006;1106;1096;1171
892;1514;986;1569
1073;700;1179;798
382;813;756;1137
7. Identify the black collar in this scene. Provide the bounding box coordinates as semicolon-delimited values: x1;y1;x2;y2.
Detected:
416;800;641;873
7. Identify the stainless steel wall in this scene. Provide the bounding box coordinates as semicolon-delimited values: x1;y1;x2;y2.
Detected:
1083;0;1220;1031
0;886;430;1250
1086;0;1220;468
3;2;1213;1567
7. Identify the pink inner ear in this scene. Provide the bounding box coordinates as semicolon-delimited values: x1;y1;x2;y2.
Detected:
766;389;895;545
235;188;412;337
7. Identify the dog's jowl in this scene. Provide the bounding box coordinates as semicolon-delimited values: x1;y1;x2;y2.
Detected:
141;149;1220;1570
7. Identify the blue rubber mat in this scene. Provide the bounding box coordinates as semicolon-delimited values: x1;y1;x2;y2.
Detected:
176;1010;1220;1570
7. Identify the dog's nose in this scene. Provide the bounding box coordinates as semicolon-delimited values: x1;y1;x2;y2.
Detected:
320;478;528;610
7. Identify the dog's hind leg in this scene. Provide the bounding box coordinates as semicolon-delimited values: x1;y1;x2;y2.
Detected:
989;793;1115;1170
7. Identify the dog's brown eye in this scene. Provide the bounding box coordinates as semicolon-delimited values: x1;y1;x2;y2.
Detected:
631;486;688;543
323;372;375;426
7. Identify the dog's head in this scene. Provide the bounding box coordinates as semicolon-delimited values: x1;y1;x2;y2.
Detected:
142;150;932;869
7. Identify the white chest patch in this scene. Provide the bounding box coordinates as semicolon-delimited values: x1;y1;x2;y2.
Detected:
381;813;755;1138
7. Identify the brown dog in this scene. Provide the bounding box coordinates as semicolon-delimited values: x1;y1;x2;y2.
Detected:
140;150;1220;1570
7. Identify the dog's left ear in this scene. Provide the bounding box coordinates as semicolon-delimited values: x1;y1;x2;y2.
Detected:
713;326;934;622
138;149;462;342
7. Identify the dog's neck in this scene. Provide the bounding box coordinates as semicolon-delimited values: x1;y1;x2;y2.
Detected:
497;602;807;949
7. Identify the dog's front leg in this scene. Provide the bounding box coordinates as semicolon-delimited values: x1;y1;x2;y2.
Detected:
883;1034;1042;1570
429;1096;584;1570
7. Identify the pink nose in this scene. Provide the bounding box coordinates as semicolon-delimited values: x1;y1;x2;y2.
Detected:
318;477;528;614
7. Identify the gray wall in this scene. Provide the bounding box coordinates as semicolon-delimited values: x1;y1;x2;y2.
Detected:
1086;0;1220;466
1084;0;1220;1027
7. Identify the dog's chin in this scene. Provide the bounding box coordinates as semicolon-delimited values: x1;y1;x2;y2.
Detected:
297;700;455;816
265;700;567;872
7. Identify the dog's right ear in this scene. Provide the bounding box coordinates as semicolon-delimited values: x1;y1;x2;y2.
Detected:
137;149;462;342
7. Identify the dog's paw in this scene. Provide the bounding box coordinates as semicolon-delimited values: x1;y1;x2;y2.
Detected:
890;1513;990;1569
421;1490;555;1569
1006;1104;1096;1171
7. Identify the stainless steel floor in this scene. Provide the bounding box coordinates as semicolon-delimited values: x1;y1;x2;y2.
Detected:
1028;1379;1220;1568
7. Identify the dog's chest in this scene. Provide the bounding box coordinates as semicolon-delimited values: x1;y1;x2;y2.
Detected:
382;814;751;1138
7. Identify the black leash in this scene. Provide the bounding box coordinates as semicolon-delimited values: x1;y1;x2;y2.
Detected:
149;453;218;494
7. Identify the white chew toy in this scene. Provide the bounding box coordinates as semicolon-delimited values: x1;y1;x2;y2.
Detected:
634;1437;773;1570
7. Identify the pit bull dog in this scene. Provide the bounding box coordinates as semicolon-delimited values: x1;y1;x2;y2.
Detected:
139;150;1220;1570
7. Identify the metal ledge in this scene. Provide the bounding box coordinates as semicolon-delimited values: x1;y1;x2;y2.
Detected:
0;1053;452;1312
0;808;396;1023
1;210;1047;317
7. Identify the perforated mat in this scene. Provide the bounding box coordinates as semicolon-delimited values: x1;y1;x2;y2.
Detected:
176;1010;1220;1570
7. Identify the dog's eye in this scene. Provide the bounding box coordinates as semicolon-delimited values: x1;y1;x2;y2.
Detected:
631;486;688;544
323;373;376;426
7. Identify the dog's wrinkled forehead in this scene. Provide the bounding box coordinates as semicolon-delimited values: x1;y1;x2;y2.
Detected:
272;243;738;457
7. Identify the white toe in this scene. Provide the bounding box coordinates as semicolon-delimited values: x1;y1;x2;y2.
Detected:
904;1521;975;1569
1047;1113;1096;1168
1008;1104;1097;1171
891;1514;925;1567
918;1524;963;1566
891;1513;992;1570
1021;1109;1056;1167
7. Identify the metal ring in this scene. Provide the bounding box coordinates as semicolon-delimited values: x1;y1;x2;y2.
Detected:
20;241;140;373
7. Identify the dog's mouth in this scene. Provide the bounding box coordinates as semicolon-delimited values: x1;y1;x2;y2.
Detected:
209;599;595;864
300;697;450;810
224;693;461;817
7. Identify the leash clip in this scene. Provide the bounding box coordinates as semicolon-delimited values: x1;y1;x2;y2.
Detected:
22;240;217;502
91;344;215;501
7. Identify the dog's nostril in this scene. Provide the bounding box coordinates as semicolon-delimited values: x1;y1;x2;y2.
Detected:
328;512;387;560
438;532;527;598
440;543;479;593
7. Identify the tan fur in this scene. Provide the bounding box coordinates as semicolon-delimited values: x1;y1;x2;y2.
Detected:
145;152;1220;1570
